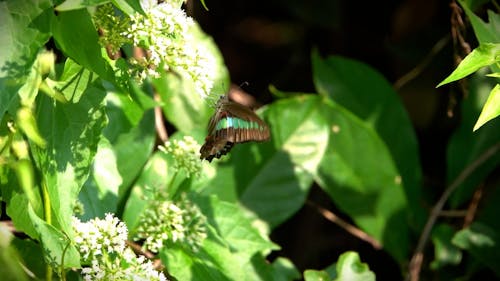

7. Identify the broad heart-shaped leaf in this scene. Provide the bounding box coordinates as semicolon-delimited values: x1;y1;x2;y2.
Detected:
447;72;500;208
27;204;80;268
192;195;279;255
437;43;500;87
452;222;500;277
31;81;107;235
315;99;409;262
458;0;500;44
0;0;52;117
474;84;500;131
203;95;328;227
160;197;284;281
51;9;113;82
154;21;229;139
80;91;156;219
312;52;424;228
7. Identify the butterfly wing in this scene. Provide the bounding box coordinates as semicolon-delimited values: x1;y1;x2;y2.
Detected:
200;98;270;162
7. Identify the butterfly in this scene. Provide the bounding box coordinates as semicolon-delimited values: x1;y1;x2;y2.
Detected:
200;95;270;162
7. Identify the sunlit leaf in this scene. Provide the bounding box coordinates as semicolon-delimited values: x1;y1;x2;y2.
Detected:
473;84;500;130
437;43;500;87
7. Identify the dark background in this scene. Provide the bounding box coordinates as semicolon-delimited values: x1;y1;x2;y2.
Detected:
189;0;479;279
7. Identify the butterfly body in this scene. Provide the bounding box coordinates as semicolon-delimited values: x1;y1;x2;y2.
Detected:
200;95;270;162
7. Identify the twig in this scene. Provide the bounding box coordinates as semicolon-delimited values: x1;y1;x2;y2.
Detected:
126;240;165;270
393;35;450;90
306;200;382;250
439;210;468;217
154;93;169;143
407;142;500;281
463;184;483;228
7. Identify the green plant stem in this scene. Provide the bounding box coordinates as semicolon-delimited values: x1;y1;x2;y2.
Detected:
407;141;500;281
42;180;53;281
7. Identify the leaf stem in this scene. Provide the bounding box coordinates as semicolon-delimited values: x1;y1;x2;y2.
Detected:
42;180;53;281
407;141;500;281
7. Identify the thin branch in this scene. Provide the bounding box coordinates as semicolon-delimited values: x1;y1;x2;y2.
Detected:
407;142;500;281
154;93;169;143
306;200;382;250
463;184;483;228
439;210;468;217
393;35;450;90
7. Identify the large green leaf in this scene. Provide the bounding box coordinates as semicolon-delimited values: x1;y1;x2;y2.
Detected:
447;72;500;207
316;99;409;262
161;197;283;281
204;95;328;227
51;9;113;82
31;79;107;235
27;204;80;268
80;90;156;219
0;0;52;117
193;195;279;255
312;52;423;228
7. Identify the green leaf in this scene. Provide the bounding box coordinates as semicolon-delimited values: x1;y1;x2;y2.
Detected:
194;195;279;255
81;90;156;219
160;195;285;281
31;81;107;234
304;269;331;281
333;252;375;281
458;1;500;44
430;224;462;269
0;0;52;117
44;58;95;103
12;237;47;279
2;164;41;239
205;95;327;227
122;151;171;231
27;205;80;268
452;222;500;277
55;0;108;11
312;51;423;228
437;43;500;87
473;84;500;130
316;99;409;262
0;224;30;281
447;71;500;207
271;257;301;281
79;137;121;219
51;9;113;82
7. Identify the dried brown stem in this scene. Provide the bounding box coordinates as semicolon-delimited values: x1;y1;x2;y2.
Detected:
307;200;382;250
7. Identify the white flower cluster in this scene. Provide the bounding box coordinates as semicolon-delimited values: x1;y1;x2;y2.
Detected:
73;214;167;281
159;136;202;178
133;194;207;253
125;1;217;98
